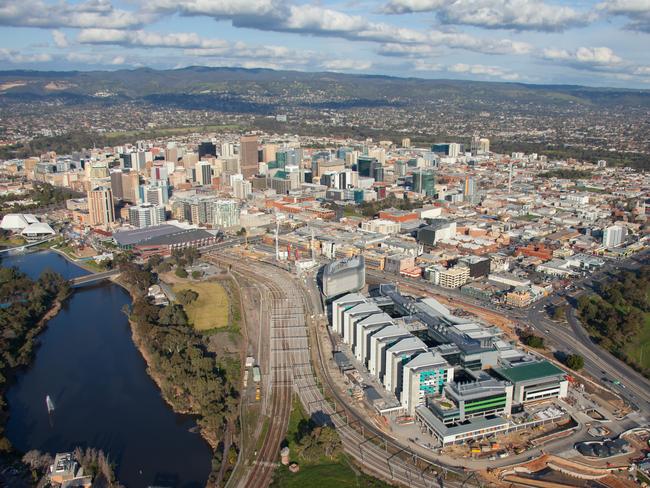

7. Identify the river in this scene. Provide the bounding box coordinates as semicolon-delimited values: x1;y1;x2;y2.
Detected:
3;251;212;488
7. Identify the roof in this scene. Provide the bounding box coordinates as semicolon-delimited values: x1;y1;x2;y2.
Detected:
0;213;38;230
493;360;565;383
137;229;214;246
21;222;55;235
404;351;448;370
113;224;182;246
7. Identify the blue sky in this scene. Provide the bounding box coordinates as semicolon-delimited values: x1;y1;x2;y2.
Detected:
0;0;649;88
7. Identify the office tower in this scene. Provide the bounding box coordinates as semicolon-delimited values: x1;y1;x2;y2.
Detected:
603;225;627;248
128;203;166;228
110;170;124;200
263;144;277;163
357;156;376;178
412;169;436;197
221;142;235;158
448;143;461;158
233;178;252;200
87;186;115;226
198;141;217;159
143;184;168;205
120;153;133;169
479;138;490;154
372;165;384;182
182;152;198;170
122;171;140;204
165;145;178;164
368;148;386;165
395;160;407;177
196;161;213;186
240;134;259;178
464;175;476;200
470;134;480;156
401;138;411;148
151;163;168;183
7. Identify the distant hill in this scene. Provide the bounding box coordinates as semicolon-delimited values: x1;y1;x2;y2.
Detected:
1;66;650;112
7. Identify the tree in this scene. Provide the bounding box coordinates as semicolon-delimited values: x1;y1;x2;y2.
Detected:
191;270;202;280
158;304;188;326
175;266;188;278
177;289;199;306
565;354;584;370
522;333;545;349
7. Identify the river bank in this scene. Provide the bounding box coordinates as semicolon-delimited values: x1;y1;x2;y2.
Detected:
4;251;213;487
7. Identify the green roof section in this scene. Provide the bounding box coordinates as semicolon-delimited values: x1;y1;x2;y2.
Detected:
493;360;565;383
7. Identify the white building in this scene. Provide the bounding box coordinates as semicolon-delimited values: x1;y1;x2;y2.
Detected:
402;352;453;416
128;203;166;228
603;225;627;248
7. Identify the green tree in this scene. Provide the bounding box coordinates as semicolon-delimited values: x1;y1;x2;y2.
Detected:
565;354;584;370
177;289;199;306
175;266;188;278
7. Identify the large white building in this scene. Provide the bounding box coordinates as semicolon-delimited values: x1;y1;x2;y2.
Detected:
210;199;240;229
603;225;627;248
128;203;166;228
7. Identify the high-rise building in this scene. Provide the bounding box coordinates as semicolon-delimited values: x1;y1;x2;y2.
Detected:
603;225;627;248
221;142;235;158
87;186;115;227
165;145;178;164
128;203;166;228
479;138;490;154
263;144;277;163
470;134;480;156
110;170;124;201
198;141;217;159
143;184;168;205
196;161;213;186
122;171;140;204
402;138;411;148
240;134;259;178
412;169;436;197
211;199;240;229
357;156;376;178
232;178;252;200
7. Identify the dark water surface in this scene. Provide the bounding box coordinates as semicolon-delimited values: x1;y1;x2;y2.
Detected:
4;251;212;487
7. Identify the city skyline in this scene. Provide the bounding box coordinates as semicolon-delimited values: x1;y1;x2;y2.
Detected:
0;0;649;88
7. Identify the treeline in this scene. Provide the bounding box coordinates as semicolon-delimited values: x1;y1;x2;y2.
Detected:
0;266;71;451
120;260;239;486
539;169;592;179
578;266;650;377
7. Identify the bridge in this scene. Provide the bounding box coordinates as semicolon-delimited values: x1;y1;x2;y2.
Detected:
0;236;57;255
70;269;121;287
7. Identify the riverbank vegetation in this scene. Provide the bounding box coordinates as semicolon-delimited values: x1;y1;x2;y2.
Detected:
578;265;650;377
120;260;241;486
0;265;71;452
0;182;81;213
271;397;391;488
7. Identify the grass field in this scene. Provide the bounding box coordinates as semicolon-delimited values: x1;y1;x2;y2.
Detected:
271;397;392;488
622;313;650;371
173;281;230;330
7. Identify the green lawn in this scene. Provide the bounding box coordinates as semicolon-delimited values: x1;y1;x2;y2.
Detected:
622;313;650;370
173;281;230;330
271;397;393;488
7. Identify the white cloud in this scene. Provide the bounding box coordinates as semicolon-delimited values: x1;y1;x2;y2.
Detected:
597;0;650;32
448;63;520;80
382;0;593;31
413;60;444;71
51;30;68;48
0;48;52;63
0;0;148;29
542;46;623;67
321;59;373;71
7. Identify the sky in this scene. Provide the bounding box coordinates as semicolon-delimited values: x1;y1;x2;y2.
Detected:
0;0;649;88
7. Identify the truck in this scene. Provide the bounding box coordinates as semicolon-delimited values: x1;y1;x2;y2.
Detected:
252;366;261;383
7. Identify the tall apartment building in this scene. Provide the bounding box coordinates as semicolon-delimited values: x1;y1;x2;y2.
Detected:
240;135;259;178
87;186;115;227
128;203;166;228
603;225;627;248
196;161;213;186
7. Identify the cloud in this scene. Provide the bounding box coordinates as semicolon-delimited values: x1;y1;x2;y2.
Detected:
414;60;520;80
51;30;68;48
448;63;520;80
597;0;650;32
0;48;52;63
142;0;532;55
382;0;593;31
321;59;373;71
77;29;229;49
0;0;148;29
542;46;623;68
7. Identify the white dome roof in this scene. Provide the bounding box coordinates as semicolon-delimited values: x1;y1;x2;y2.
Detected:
21;222;55;236
0;214;31;230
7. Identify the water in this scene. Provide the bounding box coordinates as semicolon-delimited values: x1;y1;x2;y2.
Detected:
4;251;212;488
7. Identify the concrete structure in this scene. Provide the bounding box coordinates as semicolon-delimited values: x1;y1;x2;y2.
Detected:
128;203;166;228
401;351;452;415
322;255;366;299
240;134;259;178
493;359;568;404
87;186;115;227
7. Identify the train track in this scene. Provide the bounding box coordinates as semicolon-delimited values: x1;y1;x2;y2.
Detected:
212;255;473;488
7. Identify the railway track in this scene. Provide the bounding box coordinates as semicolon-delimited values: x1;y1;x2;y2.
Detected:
211;255;473;488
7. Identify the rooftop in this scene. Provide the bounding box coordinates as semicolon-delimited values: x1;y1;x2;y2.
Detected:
493;360;565;383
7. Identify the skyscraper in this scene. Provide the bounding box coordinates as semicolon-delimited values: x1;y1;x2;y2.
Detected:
87;186;115;227
128;203;166;228
240;134;259;178
196;161;213;186
198;141;217;159
412;169;436;197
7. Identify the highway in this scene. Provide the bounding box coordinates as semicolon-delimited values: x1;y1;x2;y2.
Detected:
214;254;475;488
